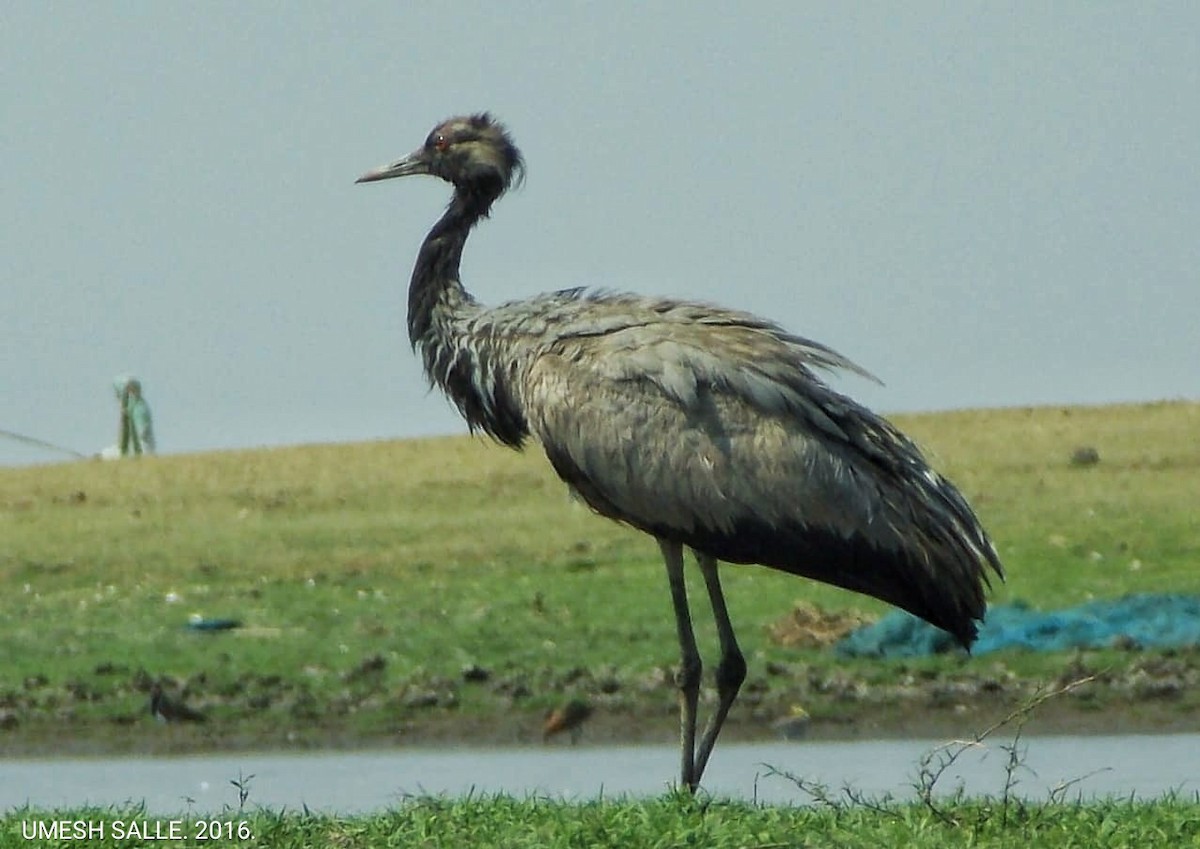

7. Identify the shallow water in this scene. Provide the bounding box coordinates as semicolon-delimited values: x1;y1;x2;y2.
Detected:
5;734;1198;814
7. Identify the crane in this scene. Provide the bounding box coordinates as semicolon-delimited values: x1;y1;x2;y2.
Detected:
356;113;1003;792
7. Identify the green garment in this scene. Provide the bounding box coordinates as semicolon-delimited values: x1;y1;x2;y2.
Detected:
114;375;155;456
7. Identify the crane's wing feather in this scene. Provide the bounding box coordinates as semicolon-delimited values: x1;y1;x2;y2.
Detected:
506;291;1001;645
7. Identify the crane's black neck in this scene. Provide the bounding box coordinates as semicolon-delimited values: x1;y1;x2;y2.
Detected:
407;184;494;336
407;180;529;448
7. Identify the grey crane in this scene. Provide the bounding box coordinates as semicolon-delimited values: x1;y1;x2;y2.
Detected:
357;113;1003;793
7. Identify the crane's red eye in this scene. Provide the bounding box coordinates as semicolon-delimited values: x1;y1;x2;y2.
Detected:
433;134;450;152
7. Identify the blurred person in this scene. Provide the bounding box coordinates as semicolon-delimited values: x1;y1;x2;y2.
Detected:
114;374;155;456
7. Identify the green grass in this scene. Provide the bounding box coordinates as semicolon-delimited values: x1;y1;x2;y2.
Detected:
0;400;1198;752
3;793;1199;848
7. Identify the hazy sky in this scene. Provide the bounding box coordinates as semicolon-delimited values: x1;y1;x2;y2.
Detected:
4;4;1197;466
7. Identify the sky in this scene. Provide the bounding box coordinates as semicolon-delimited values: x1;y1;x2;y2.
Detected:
4;4;1197;466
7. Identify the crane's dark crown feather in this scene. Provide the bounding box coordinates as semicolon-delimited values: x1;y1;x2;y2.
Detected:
426;113;525;197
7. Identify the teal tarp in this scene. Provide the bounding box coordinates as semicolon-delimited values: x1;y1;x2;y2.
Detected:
835;594;1200;658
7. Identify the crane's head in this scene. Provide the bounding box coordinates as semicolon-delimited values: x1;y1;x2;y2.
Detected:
356;113;525;200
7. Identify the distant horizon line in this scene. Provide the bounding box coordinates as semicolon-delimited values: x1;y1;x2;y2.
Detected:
3;396;1195;470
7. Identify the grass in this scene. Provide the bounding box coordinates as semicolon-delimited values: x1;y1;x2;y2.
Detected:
0;400;1198;753
4;793;1199;848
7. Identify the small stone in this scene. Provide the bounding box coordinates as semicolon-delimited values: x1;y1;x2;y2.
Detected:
403;690;440;709
763;660;791;677
1069;446;1100;467
461;664;491;683
345;654;387;682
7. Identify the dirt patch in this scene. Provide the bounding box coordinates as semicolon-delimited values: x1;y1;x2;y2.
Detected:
767;603;874;649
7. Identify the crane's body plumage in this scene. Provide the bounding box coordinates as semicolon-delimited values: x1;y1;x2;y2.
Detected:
359;113;1002;792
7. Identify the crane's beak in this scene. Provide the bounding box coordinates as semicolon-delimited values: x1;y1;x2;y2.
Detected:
355;150;431;184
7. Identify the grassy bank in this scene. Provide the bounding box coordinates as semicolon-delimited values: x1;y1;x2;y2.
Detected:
4;793;1199;848
0;400;1197;754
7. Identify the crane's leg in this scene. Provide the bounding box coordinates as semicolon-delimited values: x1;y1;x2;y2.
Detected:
692;552;746;785
659;538;702;792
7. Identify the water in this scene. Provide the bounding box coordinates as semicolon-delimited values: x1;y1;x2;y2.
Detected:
5;734;1197;814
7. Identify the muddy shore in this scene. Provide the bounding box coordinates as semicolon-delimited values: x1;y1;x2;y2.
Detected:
3;650;1196;759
